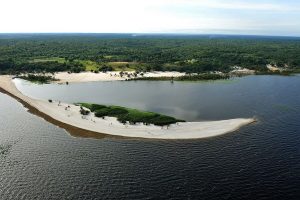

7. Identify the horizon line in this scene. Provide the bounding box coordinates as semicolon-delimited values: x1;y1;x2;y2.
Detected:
0;32;300;38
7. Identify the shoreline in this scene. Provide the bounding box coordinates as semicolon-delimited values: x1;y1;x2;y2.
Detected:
0;79;112;140
53;71;187;83
0;75;255;139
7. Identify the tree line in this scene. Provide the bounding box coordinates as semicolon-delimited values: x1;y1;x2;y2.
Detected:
1;34;300;74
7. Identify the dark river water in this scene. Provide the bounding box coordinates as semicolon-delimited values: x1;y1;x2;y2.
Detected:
1;75;300;199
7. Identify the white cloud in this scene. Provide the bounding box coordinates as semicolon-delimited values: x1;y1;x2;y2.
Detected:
144;0;300;12
179;0;300;11
0;0;299;35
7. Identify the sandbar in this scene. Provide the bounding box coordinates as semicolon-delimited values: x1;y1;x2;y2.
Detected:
0;75;255;139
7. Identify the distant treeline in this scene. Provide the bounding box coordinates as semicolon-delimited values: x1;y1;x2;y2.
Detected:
1;34;300;74
0;60;85;74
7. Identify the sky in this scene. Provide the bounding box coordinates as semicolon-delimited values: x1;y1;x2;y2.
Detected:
1;0;300;36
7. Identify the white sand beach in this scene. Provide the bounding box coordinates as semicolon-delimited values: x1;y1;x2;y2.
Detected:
0;75;254;139
54;71;186;83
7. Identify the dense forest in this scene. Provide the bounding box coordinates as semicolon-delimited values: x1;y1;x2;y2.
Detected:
0;34;300;74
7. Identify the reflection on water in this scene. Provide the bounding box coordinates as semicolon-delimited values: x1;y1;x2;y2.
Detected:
14;75;300;121
1;75;300;199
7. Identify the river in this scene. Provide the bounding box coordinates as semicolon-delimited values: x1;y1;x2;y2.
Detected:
1;75;300;199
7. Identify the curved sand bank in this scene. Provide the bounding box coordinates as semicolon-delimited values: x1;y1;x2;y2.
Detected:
0;76;255;139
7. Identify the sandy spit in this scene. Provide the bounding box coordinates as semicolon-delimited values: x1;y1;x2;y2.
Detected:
0;75;255;139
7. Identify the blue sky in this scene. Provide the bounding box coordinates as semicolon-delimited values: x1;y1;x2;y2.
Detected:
1;0;300;36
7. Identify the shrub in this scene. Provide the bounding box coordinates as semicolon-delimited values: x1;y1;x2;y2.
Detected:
94;108;111;117
89;104;107;112
107;107;129;115
80;108;90;115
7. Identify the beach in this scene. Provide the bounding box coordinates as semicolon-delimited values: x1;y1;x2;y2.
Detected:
54;71;186;83
0;75;254;139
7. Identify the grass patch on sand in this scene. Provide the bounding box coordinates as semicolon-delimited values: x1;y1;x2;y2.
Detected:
78;103;185;126
76;60;138;72
106;62;138;71
77;60;99;71
30;57;143;72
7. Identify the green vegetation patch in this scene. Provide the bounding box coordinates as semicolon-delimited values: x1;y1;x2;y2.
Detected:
16;74;58;84
77;60;99;71
78;103;185;126
107;62;138;71
2;35;300;75
79;103;107;112
75;60;139;72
